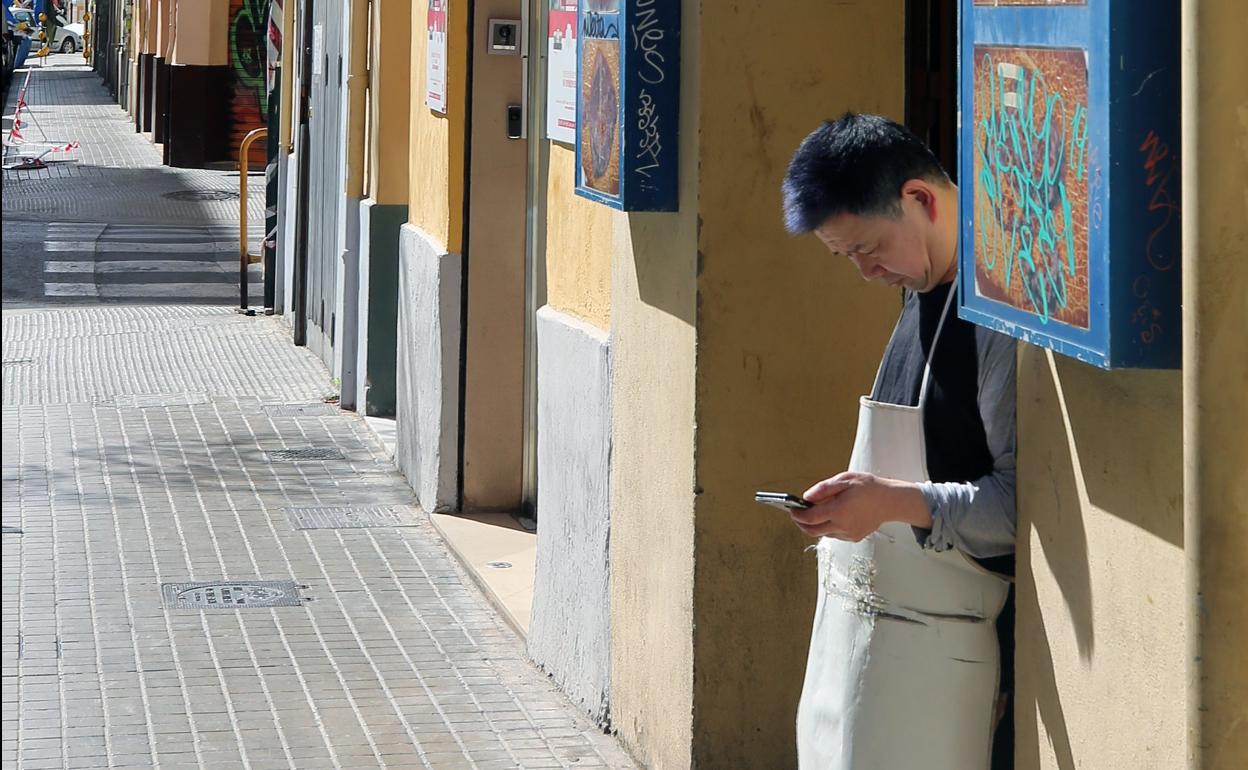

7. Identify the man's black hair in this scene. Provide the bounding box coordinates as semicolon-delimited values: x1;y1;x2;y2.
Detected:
782;113;951;234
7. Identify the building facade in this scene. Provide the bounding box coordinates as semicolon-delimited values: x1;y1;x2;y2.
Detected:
90;0;270;168
99;1;1248;767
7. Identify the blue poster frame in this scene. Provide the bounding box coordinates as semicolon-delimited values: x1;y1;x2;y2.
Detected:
958;2;1182;369
574;1;681;212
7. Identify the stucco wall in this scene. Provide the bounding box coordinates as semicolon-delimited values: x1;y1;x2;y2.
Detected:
460;0;526;511
395;223;462;513
689;1;905;766
279;151;295;315
369;0;411;206
545;146;613;331
608;214;698;770
141;0;158;54
605;3;700;765
171;0;228;66
1184;2;1248;763
157;0;173;58
1015;350;1185;769
529;306;612;724
407;0;465;251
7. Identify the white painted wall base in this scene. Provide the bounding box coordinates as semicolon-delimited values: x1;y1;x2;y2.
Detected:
279;151;296;317
335;196;362;410
355;198;376;414
395;223;462;513
274;151;290;315
529;306;612;726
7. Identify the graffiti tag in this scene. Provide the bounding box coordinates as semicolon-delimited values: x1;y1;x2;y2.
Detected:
975;52;1089;324
1139;130;1179;273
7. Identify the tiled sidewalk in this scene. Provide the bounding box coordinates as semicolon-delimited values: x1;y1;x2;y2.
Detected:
1;306;635;770
3;57;265;226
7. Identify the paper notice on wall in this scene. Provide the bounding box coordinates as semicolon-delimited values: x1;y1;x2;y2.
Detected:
426;0;448;113
546;1;577;143
312;24;323;77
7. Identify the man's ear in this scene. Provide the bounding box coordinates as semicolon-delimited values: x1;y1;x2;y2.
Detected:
901;179;939;223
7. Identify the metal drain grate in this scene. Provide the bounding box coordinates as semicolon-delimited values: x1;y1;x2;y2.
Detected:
286;504;420;530
262;403;341;418
266;447;346;461
111;392;210;408
162;581;304;609
163;189;239;201
2;525;22;535
2;358;35;366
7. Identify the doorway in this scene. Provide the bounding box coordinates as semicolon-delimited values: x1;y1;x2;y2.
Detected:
294;0;344;369
906;0;957;181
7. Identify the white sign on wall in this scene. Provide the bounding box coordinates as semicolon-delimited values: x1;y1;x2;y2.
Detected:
426;0;448;113
546;1;577;143
312;25;324;77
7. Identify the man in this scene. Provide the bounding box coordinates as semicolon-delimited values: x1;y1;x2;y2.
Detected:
781;113;1017;769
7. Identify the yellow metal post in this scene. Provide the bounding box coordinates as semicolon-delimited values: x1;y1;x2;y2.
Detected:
238;127;268;312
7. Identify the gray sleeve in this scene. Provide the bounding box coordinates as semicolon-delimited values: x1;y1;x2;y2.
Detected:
914;329;1018;559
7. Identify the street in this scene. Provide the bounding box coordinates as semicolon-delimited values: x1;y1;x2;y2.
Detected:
2;57;634;770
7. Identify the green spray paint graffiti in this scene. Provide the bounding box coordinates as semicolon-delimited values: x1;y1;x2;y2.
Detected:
230;0;269;163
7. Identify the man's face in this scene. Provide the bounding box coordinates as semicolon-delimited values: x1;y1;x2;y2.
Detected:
812;186;943;293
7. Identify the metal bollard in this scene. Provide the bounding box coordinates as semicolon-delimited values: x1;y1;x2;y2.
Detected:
238;127;268;314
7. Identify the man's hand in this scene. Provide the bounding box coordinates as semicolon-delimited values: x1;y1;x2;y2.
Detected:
788;471;933;540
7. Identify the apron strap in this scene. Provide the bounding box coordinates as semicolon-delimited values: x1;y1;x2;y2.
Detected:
917;283;958;409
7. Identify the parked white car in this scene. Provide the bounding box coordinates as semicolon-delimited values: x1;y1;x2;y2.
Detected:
54;21;82;53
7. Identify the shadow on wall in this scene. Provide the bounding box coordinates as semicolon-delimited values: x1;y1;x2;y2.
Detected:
1016;345;1183;770
626;212;696;327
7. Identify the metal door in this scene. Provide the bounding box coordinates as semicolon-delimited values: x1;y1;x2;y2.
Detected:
521;0;549;521
302;0;343;368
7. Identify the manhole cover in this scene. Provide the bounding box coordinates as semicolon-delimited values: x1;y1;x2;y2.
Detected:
266;447;346;461
112;392;210;408
263;403;341;418
163;189;239;201
162;580;303;609
286;504;420;530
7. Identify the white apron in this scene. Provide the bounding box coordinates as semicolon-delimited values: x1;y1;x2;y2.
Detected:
796;289;1010;770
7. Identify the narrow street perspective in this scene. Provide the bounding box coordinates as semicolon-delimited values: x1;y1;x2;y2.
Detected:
5;2;1248;770
2;54;634;770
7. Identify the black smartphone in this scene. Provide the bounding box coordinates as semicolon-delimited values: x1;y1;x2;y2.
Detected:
754;491;813;510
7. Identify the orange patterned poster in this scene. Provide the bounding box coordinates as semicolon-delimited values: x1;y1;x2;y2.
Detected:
971;45;1091;328
579;37;621;196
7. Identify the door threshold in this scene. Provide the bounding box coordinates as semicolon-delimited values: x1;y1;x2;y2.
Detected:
429;512;536;640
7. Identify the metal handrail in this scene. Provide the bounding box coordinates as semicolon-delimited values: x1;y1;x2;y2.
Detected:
238;127;268;313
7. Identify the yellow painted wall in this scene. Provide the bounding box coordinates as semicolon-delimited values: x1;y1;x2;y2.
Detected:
606;1;700;765
688;1;905;765
460;0;527;510
407;0;467;252
368;0;411;206
170;0;228;66
1184;2;1248;764
345;0;369;199
1015;352;1185;769
607;200;699;767
545;146;613;331
143;0;158;54
157;0;173;58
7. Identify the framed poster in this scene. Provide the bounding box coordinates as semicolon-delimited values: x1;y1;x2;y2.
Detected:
574;0;680;211
958;0;1180;369
426;0;448;113
547;1;577;143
